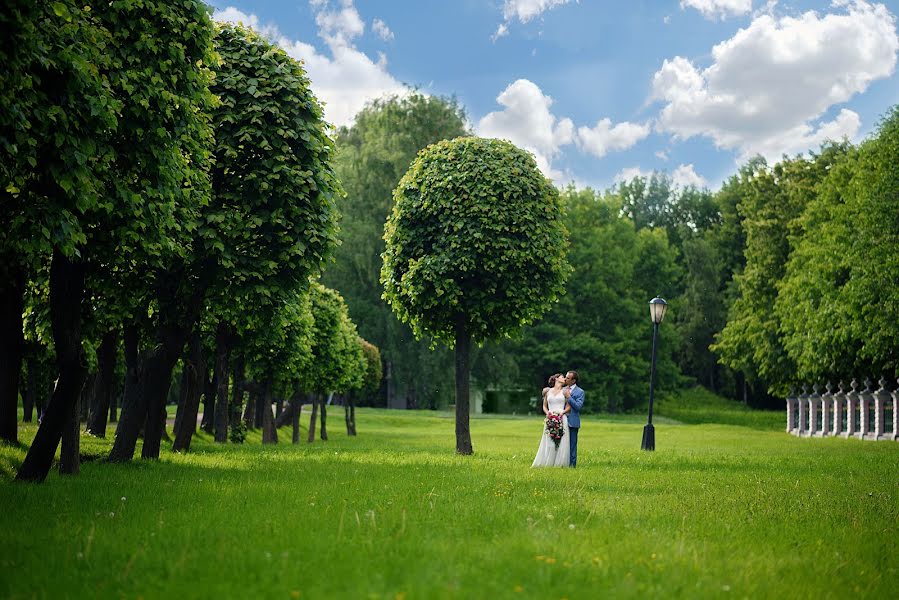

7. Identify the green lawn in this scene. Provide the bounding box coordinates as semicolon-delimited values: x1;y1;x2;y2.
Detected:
1;404;896;599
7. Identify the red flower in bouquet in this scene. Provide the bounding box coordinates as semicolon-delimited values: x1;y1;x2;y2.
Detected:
544;412;564;449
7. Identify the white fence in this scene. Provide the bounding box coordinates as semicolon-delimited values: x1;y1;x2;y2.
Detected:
786;378;898;441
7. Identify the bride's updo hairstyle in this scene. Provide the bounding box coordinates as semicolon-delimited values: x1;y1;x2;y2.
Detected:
548;373;563;387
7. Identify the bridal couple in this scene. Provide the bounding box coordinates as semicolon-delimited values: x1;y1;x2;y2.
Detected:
532;370;584;468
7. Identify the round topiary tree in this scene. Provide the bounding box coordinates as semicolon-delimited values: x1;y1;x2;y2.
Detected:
381;137;571;454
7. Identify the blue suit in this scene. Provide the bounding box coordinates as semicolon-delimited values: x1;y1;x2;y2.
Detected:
566;384;584;467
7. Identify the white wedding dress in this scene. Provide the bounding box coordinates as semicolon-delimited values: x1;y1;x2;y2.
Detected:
531;389;570;468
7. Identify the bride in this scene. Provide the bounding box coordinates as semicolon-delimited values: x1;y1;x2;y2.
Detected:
531;373;571;467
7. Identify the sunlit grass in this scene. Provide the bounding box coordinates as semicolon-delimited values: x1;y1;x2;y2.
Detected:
1;403;896;598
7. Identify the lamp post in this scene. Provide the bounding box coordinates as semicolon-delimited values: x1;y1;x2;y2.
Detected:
642;296;668;451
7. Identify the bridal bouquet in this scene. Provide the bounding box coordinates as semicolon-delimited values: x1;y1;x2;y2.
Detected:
544;412;564;449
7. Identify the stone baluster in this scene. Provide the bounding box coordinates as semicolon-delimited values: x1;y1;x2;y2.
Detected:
809;384;820;437
873;377;890;441
786;388;798;434
798;385;809;437
844;379;859;439
820;383;833;437
857;378;873;440
832;381;845;437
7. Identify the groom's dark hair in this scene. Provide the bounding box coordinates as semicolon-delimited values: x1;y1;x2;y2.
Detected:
567;370;579;384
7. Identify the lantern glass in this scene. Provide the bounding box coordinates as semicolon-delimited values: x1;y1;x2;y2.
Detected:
649;297;668;324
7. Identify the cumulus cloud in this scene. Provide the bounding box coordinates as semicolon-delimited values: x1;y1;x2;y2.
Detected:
477;79;574;181
503;0;573;23
681;0;752;20
614;166;653;183
213;2;405;128
671;164;707;187
372;18;394;41
614;164;706;188
493;0;573;39
576;118;651;159
652;0;898;161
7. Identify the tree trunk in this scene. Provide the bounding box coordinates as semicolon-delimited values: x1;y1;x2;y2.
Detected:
60;384;81;475
141;304;196;460
213;322;231;444
109;380;120;423
173;361;190;441
243;390;257;429
23;355;37;423
344;394;352;436
109;322;142;462
275;401;295;429
254;384;265;428
291;396;301;444
307;394;318;443
454;315;473;455
0;262;25;444
110;325;146;461
275;396;284;420
320;394;328;441
349;397;357;436
200;367;216;434
86;329;118;437
79;373;94;423
172;327;204;452
229;355;244;429
261;381;276;444
17;250;87;482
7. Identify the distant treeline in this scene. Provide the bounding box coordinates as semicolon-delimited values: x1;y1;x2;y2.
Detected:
327;94;899;411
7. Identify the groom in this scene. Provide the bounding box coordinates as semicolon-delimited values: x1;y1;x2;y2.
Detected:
563;371;584;467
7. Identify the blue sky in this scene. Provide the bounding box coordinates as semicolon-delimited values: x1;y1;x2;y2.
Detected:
210;0;899;190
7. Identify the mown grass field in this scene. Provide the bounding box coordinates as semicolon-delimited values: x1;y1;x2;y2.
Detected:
1;398;896;599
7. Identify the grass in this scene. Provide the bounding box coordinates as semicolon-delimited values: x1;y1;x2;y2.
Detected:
0;401;896;599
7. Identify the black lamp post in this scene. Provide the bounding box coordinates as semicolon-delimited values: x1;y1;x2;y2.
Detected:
642;296;668;451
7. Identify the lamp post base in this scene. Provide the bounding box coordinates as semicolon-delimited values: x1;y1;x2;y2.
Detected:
641;423;655;451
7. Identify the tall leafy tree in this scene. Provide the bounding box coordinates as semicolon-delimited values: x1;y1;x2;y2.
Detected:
382;137;570;454
0;1;117;448
324;93;468;408
713;144;851;397
778;108;899;380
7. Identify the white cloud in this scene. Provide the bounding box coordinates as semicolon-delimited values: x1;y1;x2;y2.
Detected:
477;79;575;182
614;166;653;183
681;0;752;20
315;0;365;46
576;118;650;159
652;0;898;161
372;18;394;41
213;7;280;38
655;150;669;161
494;0;573;39
671;163;707;187
614;164;706;188
213;3;406;128
503;0;572;23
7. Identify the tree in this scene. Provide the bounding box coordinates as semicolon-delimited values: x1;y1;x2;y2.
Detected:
201;22;341;444
304;283;365;443
713;145;851;398
324;92;469;409
0;1;117;449
382;137;570;453
777;108;899;380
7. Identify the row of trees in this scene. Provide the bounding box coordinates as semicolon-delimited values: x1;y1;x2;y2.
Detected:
1;3;378;481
